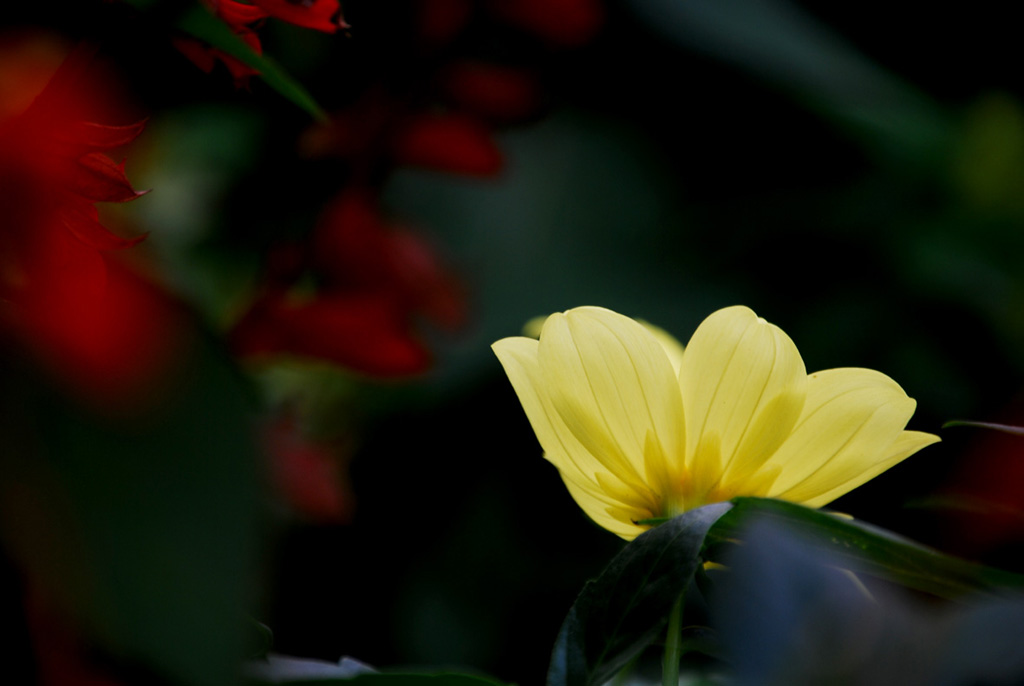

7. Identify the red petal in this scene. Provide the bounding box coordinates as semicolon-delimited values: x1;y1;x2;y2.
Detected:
391;113;503;176
211;0;270;25
172;35;218;73
57;200;147;251
172;30;262;87
216;49;262;87
254;0;346;33
231;292;431;376
215;28;264;86
441;62;540;120
65;152;146;203
54;120;147;154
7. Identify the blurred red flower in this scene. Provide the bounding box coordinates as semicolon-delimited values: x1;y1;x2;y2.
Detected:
231;190;464;376
0;39;183;406
391;112;504;176
300;93;507;177
311;189;466;330
264;412;354;523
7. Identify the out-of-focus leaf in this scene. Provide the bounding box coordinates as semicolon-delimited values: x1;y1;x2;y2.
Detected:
548;502;733;686
0;332;261;686
625;0;952;167
705;498;1024;598
715;518;1024;686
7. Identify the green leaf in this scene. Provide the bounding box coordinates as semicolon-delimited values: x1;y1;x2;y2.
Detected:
177;5;329;121
705;498;1024;599
547;502;733;686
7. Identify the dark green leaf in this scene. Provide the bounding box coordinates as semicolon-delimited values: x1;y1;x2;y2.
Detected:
548;502;733;686
705;498;1024;599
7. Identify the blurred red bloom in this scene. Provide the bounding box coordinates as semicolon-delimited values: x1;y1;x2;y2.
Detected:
232;291;433;376
312;190;466;330
300;94;506;177
231;190;464;376
391;112;504;176
0;40;182;406
264;413;354;523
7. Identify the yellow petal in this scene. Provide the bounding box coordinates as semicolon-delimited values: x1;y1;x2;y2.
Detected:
795;431;941;507
767;368;939;504
492;328;664;520
679;306;807;482
563;475;647;539
522;315;548;339
539;307;686;496
639;319;686;374
492;336;610;489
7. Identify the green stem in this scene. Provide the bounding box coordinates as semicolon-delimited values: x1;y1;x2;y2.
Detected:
663;592;685;686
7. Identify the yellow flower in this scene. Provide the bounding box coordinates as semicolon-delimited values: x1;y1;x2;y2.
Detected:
492;305;939;540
